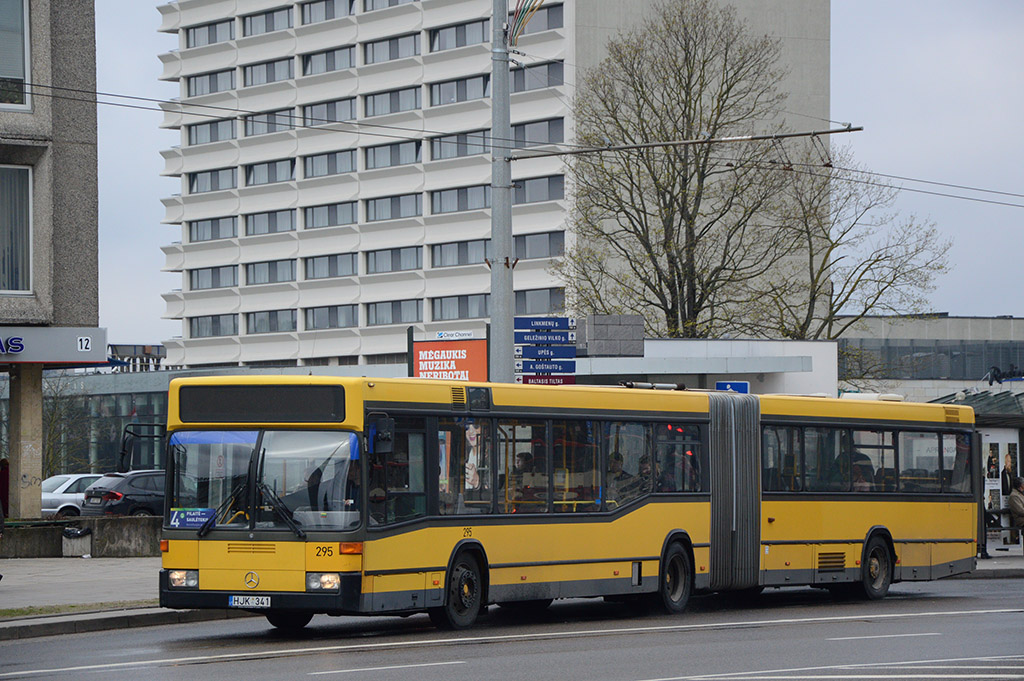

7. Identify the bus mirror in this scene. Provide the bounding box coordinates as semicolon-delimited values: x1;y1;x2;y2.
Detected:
373;418;395;454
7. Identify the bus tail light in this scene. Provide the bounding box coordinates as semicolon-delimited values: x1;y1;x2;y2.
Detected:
340;542;363;555
160;539;169;552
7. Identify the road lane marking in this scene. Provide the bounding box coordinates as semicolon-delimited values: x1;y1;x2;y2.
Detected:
673;676;1024;680
827;632;940;641
0;608;1020;679
309;661;465;675
662;653;1024;680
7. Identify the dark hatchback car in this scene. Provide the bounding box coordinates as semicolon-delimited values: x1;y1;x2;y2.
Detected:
82;470;165;516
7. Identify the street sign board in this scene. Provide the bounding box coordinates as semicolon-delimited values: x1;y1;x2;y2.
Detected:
514;330;576;345
514;316;577;330
716;381;750;394
514;344;577;359
515;359;577;374
516;375;577;385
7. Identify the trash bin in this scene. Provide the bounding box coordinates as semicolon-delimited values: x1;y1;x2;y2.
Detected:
61;526;92;558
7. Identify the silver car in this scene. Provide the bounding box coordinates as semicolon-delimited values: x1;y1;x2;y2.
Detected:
41;474;102;517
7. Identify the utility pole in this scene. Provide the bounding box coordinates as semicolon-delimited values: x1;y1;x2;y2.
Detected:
489;0;514;383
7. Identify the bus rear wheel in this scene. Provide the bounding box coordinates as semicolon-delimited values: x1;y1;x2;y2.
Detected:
266;611;313;631
429;553;483;630
657;543;693;614
858;537;892;600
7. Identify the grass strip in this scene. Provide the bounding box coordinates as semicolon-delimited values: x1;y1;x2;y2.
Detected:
0;600;159;620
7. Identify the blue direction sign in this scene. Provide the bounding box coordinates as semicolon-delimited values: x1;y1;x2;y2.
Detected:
716;381;750;394
514;330;576;345
515;344;577;359
169;508;216;529
515;359;577;374
514;316;577;330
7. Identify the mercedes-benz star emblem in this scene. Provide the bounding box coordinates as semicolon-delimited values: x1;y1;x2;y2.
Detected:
244;571;260;589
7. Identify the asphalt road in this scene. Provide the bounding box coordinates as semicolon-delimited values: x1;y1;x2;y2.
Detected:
1;579;1023;680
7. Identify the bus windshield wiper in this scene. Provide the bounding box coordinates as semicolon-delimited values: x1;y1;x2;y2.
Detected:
197;481;248;538
258;482;306;538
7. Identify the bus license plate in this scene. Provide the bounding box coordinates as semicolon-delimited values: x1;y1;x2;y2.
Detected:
229;595;270;608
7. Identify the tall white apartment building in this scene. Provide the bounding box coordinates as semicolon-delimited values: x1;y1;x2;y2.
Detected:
157;0;828;369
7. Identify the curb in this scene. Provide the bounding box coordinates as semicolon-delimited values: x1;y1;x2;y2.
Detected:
0;608;259;642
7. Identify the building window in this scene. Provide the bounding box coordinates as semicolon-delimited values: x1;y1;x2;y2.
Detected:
188;119;235;145
364;87;420;117
430;74;490;106
302;0;355;24
245;210;295;236
513;118;564;148
246;309;297;334
303;98;356;126
189;216;237;242
244;110;294;136
243;58;294;87
432;294;489;321
430;18;489;52
0;0;28;106
366;194;421;221
304;202;357;229
305;253;357;279
189;266;237;290
186;19;235;48
365;0;416;10
431;185;490;214
0;165;30;291
366;246;421;274
186;69;235;96
243;8;292;36
513;3;563;35
245;160;294;186
365;141;421;169
513;175;564;204
364;34;419;65
304;150;357;178
431;130;489;160
367;299;422;326
515;287;564;315
190;314;238;338
431;239;490;268
246;259;296;285
302;46;355;75
189;168;236;194
516;231;564;259
305;304;358;330
511;61;563;93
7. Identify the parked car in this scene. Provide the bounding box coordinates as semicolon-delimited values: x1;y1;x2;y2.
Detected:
41;474;102;517
82;470;165;517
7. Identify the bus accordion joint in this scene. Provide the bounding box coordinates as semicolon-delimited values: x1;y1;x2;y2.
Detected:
340;542;363;555
618;381;687;391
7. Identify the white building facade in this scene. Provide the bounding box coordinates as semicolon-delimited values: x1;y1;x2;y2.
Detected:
157;0;829;369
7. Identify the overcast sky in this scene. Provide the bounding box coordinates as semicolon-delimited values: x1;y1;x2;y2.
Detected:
93;1;1024;344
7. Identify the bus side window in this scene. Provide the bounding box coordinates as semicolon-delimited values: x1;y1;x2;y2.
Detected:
438;417;493;515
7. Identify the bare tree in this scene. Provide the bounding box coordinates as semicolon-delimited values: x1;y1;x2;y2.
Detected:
737;144;951;341
40;371;94;478
555;0;793;337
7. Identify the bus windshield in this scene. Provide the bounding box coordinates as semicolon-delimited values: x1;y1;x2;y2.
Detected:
169;430;361;532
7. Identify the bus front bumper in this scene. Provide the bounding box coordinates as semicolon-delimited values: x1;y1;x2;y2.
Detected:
159;569;365;614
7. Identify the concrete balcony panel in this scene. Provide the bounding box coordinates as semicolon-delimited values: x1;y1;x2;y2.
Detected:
161;195;185;225
297;279;361;306
159;51;182;82
359;274;426;302
294;70;359;104
236;231;300;260
422;266;491;297
356;2;423;39
237;283;300;311
357;218;425;251
297;332;361;359
421;42;489;77
295;230;360;256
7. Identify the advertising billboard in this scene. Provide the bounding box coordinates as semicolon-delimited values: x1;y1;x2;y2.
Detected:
412;339;488;381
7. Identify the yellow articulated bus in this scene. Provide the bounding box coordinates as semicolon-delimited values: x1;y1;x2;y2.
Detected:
157;376;978;631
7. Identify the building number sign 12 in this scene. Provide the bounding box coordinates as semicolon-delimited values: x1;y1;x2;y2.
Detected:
77;337;92;352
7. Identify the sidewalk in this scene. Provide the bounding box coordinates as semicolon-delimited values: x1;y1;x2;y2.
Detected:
1;549;1022;641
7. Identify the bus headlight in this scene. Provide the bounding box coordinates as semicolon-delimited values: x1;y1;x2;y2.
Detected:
168;570;199;588
306;572;341;591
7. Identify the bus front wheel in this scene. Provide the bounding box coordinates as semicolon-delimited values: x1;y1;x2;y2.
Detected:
858;536;892;600
657;543;693;614
429;553;483;630
266;611;313;631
